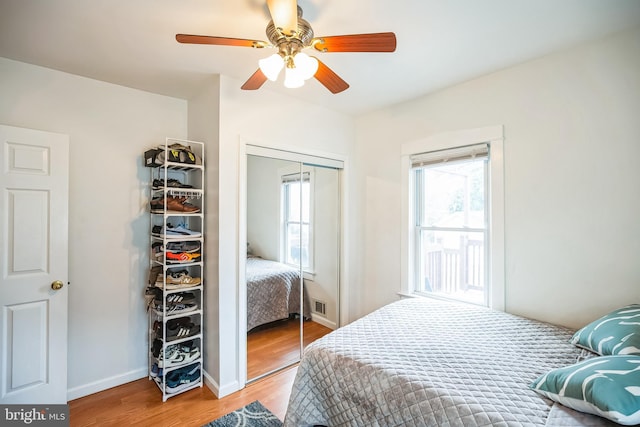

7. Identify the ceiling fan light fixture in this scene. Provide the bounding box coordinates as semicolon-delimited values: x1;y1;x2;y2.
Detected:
294;52;319;80
284;67;305;89
258;53;284;81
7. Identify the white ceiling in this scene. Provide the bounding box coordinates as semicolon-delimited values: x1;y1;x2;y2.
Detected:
1;0;639;116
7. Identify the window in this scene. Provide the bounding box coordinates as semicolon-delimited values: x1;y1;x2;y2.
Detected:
281;171;313;270
412;144;489;306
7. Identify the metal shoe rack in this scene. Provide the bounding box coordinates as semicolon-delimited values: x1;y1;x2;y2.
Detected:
147;137;204;401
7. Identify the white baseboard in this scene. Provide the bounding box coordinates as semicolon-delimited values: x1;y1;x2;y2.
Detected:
217;378;242;398
202;369;219;398
67;367;239;402
67;367;147;401
311;314;336;330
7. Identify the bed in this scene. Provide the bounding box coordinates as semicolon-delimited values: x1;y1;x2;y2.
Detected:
246;256;311;332
284;297;615;426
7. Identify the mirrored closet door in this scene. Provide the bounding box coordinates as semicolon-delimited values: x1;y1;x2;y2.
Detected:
245;150;341;381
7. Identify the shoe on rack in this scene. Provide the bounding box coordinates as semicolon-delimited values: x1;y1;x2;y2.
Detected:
155;292;196;306
150;197;200;214
152;338;163;358
165;292;197;304
151;241;164;260
162;270;201;288
164;143;202;166
156;271;201;289
166;320;200;341
145;286;163;311
150;362;163;378
158;344;201;368
152;223;202;239
165;241;200;253
152;178;193;189
154;302;198;316
166;223;202;238
165;363;201;394
165;251;201;264
148;265;163;285
157;344;180;368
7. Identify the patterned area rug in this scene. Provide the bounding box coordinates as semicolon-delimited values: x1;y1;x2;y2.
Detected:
202;401;282;427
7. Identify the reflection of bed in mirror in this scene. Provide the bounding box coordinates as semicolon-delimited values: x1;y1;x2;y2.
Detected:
246;255;311;331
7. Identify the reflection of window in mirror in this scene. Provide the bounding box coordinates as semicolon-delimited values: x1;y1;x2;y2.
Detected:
280;168;314;274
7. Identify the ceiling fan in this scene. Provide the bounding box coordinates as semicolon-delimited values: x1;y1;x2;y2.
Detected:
176;0;396;94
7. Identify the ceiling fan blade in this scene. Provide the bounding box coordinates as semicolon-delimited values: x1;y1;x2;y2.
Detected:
313;58;349;94
176;34;269;48
266;0;298;36
241;69;268;91
312;32;397;53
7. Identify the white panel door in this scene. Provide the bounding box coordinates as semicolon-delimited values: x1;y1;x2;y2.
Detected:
0;124;69;404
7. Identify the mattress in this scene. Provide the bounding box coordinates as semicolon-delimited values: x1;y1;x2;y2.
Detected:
246;256;311;331
284;297;614;426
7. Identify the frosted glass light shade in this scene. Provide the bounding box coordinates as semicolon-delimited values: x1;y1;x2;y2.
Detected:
294;52;319;80
284;67;305;88
259;54;284;81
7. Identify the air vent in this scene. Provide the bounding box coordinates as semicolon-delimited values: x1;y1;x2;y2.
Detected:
313;300;326;316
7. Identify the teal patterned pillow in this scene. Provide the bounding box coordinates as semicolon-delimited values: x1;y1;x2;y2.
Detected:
531;355;640;425
571;304;640;355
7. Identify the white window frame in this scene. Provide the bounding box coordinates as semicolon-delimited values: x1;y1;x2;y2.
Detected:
400;126;505;310
279;165;315;274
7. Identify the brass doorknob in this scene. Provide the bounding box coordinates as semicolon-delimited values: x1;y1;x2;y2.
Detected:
51;280;64;291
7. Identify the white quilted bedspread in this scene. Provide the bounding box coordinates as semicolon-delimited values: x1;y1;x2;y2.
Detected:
284;298;613;427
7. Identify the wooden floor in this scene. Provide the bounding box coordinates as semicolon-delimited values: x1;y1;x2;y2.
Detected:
69;320;332;427
247;318;332;379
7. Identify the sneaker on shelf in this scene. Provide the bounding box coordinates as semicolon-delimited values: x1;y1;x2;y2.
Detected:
158;344;201;368
165;363;201;394
152;223;201;239
165;223;202;239
166;251;201;264
166;241;200;253
152;178;193;189
166;319;200;341
157;292;196;305
157;344;181;368
154;301;198;316
161;270;201;288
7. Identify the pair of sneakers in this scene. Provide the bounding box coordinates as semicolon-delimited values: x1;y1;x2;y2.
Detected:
165;317;200;341
156;269;202;289
153;292;198;316
152;223;202;239
165;363;201;394
152;241;201;264
157;341;201;368
149;266;201;289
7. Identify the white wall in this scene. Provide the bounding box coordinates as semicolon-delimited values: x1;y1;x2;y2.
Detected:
0;58;188;398
247;156;291;260
353;27;640;328
186;77;221;395
217;75;354;394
